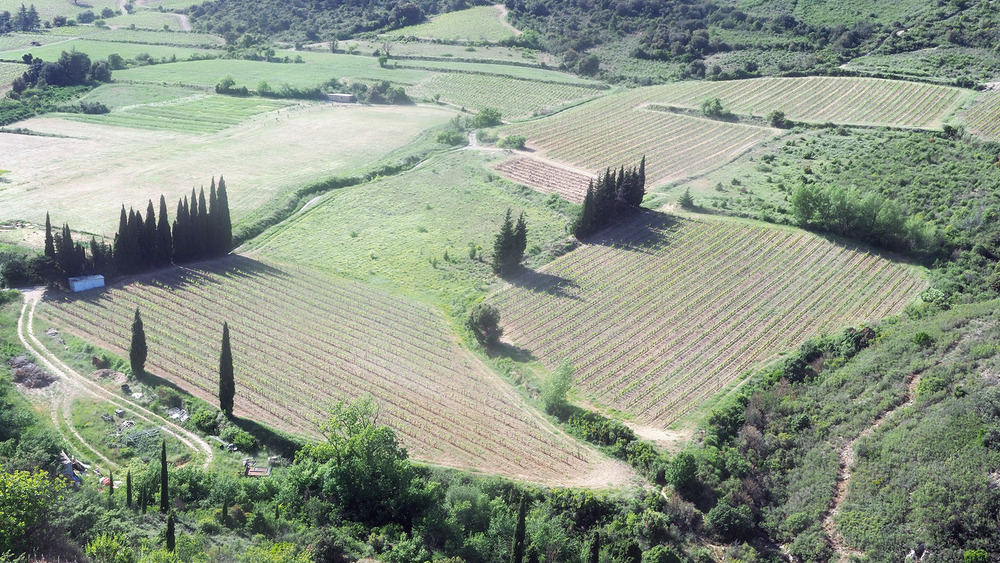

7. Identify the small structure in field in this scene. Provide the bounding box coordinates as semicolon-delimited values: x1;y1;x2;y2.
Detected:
327;93;356;103
68;275;104;292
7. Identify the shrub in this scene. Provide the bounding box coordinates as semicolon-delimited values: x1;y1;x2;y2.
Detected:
678;188;695;209
541;362;573;415
468;303;502;347
471;107;501;128
436;130;466;145
221;425;255;451
188;408;218;434
497;135;526;149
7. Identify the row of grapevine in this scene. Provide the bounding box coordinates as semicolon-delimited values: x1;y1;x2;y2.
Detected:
37;256;616;485
961;89;1000;141
489;213;925;427
493;157;595;203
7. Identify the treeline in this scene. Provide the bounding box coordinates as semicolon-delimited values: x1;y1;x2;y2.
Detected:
2;51;112;127
572;157;646;238
116;177;232;276
790;183;941;255
216;75;411;104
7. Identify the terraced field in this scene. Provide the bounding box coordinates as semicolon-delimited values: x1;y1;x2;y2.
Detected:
35;256;623;485
385;5;517;42
488;214;924;427
494;157;595;203
962;89;1000;141
506;99;778;184
640;77;970;128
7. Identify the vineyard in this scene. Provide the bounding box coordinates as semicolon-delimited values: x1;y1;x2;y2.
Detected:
384;5;517;42
493;157;595;203
505;97;778;184
409;73;605;119
36;256;623;485
639;77;970;128
488;214;924;427
0;62;21;90
962;89;1000;141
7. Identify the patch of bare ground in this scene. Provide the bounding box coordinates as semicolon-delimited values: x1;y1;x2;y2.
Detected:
623;422;692;454
493;156;595;203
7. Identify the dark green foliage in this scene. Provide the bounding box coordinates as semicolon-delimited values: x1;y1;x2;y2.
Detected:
965;550;989;563
129;308;146;378
573;159;645;238
219;321;234;418
491;209;527;276
540;362;573;415
497;135;527;149
160;440;169;512
156;196;172;267
678;188;695;209
511;494;527;563
166;513;175;552
468;302;502;347
107;470;114;503
768;110;793;129
126;470;132;510
665;451;698;498
43;213;54;260
472;107;502;128
700;98;728;119
588;532;600;563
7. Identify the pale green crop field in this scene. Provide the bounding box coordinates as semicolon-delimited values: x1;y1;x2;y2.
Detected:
64;94;293;133
396;58;600;85
410;73;606;119
342;39;557;67
77;82;198;108
136;0;199;9
103;11;186;30
0;32;71;51
79;27;224;46
0;103;456;235
0;38;215;62
0;0;118;22
384;5;517;42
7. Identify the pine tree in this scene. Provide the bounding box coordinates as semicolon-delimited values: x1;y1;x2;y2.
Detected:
678;187;695;209
217;176;233;254
44;212;54;259
156;195;172;267
160;440;168;513
130;308;147;378
126;469;133;509
166;513;175;552
219;321;234;418
511;494;527;563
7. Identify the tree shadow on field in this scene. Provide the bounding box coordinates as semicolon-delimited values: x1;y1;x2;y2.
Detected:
507;268;580;300
494;339;535;362
580;210;676;256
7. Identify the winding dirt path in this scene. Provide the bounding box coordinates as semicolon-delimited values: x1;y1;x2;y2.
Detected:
494;4;522;36
18;289;214;470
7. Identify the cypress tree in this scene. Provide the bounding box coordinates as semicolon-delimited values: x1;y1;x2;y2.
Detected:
197;187;208;259
107;470;114;503
166;513;175;552
173;198;188;263
114;206;127;273
208;178;219;255
160;440;169;513
140;486;147;514
130;308;147;378
126;469;132;509
634;155;646;207
126;209;143;274
511;494;527;563
513;212;527;267
574;181;596;239
189;188;200;258
219;321;234;418
44;212;55;259
589;532;600;563
217;176;232;254
491;209;516;276
156;195;172;267
142;200;157;269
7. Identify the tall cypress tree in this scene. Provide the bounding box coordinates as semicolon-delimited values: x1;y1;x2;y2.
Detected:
156;195;172;267
217;176;232;254
589;532;600;563
160;440;168;513
107;470;114;504
142;200;157;269
173;197;189;263
130;308;147;378
166;513;175;552
219;321;234;418
126;209;143;274
196;187;208;259
491;209;515;276
208;178;219;255
44;212;55;259
114;205;127;273
511;494;527;563
126;469;133;509
188;188;200;259
513;212;528;267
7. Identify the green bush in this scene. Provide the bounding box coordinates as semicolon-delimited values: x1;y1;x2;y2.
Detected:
221;425;255;451
188;408;218;434
497;135;526;149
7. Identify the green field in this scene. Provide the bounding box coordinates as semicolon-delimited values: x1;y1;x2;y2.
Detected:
342;39;557;67
410;73;605;119
395;58;600;84
103;11;188;30
384;5;518;42
246;150;574;304
489;213;924;426
0;103;456;236
0;38;215;63
962;89;1000;141
135;0;200;9
0;61;23;90
0;0;117;22
76;82;203;108
63;94;292;133
82;27;224;46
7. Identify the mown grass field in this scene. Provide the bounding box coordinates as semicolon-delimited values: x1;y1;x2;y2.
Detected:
0;38;216;63
0;103;455;236
246;150;575;305
35;256;626;486
76;82;202;108
505;95;779;185
488;213;924;427
64;93;292;133
962;89;1000;141
384;5;517;42
641;77;971;128
103;11;188;30
41;26;224;46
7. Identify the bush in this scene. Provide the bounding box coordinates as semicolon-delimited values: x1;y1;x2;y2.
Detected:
471;107;501;128
541;362;573;415
436;130;466;145
221;425;255;451
497;135;526;149
468;303;502;347
188;408;218;434
706;498;754;540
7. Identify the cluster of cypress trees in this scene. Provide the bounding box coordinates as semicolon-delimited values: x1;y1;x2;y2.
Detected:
572;157;646;238
114;177;232;276
42;212;113;285
491;209;528;277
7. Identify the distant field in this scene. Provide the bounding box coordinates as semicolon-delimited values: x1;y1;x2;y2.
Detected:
385;5;517;42
397;59;599;85
103;11;187;30
342;39;557;67
246;150;573;303
0;104;455;235
641;77;971;128
494;157;594;204
410;73;605;119
83;28;224;46
136;0;199;9
0;32;67;51
64;94;292;133
0;61;22;90
505;95;778;185
36;256;624;486
0;38;215;62
0;0;117;21
77;82;202;108
489;214;924;427
962;90;1000;141
736;0;935;27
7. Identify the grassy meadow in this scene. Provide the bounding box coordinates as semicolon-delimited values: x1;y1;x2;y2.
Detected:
384;5;518;42
0;38;217;63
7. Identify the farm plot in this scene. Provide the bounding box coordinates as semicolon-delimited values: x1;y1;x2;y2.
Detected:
0;103;454;236
0;0;117;21
505;96;778;185
0;38;215;63
0;62;22;91
35;256;625;486
384;5;517;42
340;39;557;67
83;28;225;46
488;214;924;428
62;94;292;133
962;89;1000;141
639;77;970;128
494;157;595;203
410;73;605;119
